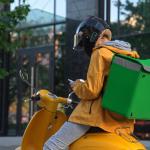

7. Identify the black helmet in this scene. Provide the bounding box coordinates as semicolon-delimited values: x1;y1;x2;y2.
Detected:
73;16;111;56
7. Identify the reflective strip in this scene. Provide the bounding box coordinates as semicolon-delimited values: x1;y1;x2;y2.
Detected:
113;56;141;71
73;32;83;50
143;66;150;72
73;34;78;49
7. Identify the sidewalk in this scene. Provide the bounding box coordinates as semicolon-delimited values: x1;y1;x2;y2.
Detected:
142;140;150;149
0;137;150;150
0;146;18;150
0;137;21;150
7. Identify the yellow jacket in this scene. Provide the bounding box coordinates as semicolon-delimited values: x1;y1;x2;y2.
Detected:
69;45;139;134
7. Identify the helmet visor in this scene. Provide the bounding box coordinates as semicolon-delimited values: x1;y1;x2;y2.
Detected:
73;31;83;50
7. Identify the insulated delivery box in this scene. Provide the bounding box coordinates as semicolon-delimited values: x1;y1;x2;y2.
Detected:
102;54;150;120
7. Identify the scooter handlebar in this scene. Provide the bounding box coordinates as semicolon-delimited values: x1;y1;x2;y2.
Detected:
55;97;72;104
30;90;74;106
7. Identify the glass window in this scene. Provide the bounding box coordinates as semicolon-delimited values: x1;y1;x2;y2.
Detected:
8;0;66;135
56;0;66;21
11;0;66;27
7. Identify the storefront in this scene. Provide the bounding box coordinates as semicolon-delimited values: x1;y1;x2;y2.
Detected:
0;0;150;139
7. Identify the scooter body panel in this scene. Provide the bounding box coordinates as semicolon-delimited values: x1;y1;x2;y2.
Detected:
18;89;146;150
45;111;68;141
20;109;146;150
21;109;67;150
70;133;146;150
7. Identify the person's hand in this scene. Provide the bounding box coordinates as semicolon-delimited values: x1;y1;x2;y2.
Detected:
70;79;85;89
70;80;77;89
68;79;75;88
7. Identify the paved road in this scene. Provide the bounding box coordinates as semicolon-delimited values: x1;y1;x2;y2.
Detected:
0;145;149;150
0;137;21;150
0;146;150;150
142;140;150;149
0;146;18;150
0;137;150;150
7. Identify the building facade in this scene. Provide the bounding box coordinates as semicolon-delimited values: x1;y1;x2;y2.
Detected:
0;0;150;139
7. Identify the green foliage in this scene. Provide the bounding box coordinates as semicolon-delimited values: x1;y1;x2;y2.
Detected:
111;0;150;58
0;1;30;78
112;0;150;35
0;68;9;79
124;0;150;32
0;0;14;3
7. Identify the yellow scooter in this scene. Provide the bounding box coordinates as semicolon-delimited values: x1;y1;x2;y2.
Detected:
17;89;146;150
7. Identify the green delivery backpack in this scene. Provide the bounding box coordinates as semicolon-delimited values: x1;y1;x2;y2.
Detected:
102;54;150;120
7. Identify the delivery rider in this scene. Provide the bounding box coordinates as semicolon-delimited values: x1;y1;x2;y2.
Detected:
43;16;139;150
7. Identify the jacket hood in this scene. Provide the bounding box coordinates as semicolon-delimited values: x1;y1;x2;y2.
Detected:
103;40;131;51
93;40;140;58
102;45;140;58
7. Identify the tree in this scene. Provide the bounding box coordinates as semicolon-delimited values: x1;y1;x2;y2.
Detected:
111;0;150;35
0;0;30;79
123;0;150;32
111;0;150;58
